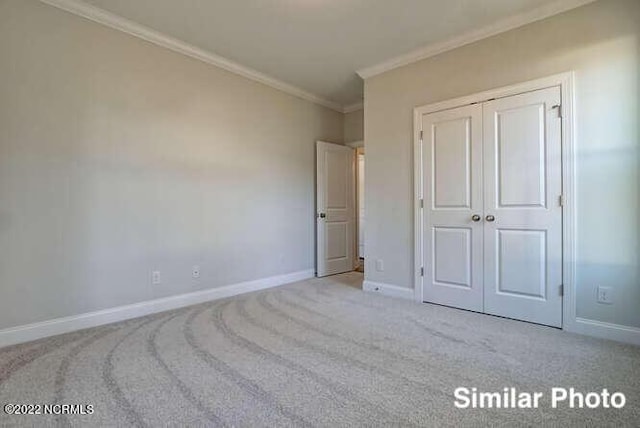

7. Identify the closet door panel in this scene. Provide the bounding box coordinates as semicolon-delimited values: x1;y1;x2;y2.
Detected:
421;105;483;312
482;86;563;327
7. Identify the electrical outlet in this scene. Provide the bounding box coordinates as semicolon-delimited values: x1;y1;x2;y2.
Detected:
192;265;200;279
152;271;161;285
597;286;613;304
375;259;384;272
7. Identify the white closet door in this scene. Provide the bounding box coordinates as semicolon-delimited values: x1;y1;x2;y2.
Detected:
422;104;484;312
482;87;563;327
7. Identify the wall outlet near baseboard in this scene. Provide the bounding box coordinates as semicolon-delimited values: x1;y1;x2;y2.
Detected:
152;271;161;285
192;265;200;279
375;259;384;272
597;286;613;304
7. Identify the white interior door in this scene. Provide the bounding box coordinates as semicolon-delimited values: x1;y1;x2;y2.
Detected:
482;87;563;327
419;86;563;327
421;105;484;312
357;152;365;258
316;141;355;277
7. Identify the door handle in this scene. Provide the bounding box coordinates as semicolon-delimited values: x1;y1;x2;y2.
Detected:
485;215;495;222
471;214;481;222
318;213;326;219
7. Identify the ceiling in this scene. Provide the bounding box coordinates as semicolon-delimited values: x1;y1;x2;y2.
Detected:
76;0;590;110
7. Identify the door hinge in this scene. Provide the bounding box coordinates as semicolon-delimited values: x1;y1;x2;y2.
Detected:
419;130;423;141
420;267;424;277
559;284;564;296
552;104;562;119
420;199;424;208
559;194;564;207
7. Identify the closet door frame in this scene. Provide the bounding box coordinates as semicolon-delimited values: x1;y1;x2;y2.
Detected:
413;72;575;331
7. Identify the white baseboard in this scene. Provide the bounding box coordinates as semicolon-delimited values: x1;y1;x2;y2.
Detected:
369;283;640;346
362;280;414;301
565;317;640;346
0;269;314;348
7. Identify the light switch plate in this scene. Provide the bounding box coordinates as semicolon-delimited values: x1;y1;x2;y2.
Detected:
597;286;613;304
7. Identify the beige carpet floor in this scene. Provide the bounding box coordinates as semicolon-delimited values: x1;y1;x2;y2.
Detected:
1;272;639;427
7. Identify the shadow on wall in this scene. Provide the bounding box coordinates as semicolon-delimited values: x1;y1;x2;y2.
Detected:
637;31;640;314
573;34;640;327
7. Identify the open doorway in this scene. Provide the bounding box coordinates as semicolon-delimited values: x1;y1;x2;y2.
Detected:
315;140;363;281
316;141;356;277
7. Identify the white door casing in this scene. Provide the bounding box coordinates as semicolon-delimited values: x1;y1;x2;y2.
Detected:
418;85;563;328
422;104;484;312
482;87;563;327
316;141;355;277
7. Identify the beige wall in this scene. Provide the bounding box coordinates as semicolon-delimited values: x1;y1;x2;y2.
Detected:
364;0;640;328
0;0;343;329
344;109;364;143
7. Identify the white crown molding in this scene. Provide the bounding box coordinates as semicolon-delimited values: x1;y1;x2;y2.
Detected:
38;0;346;113
343;102;364;113
0;269;314;348
357;0;597;79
